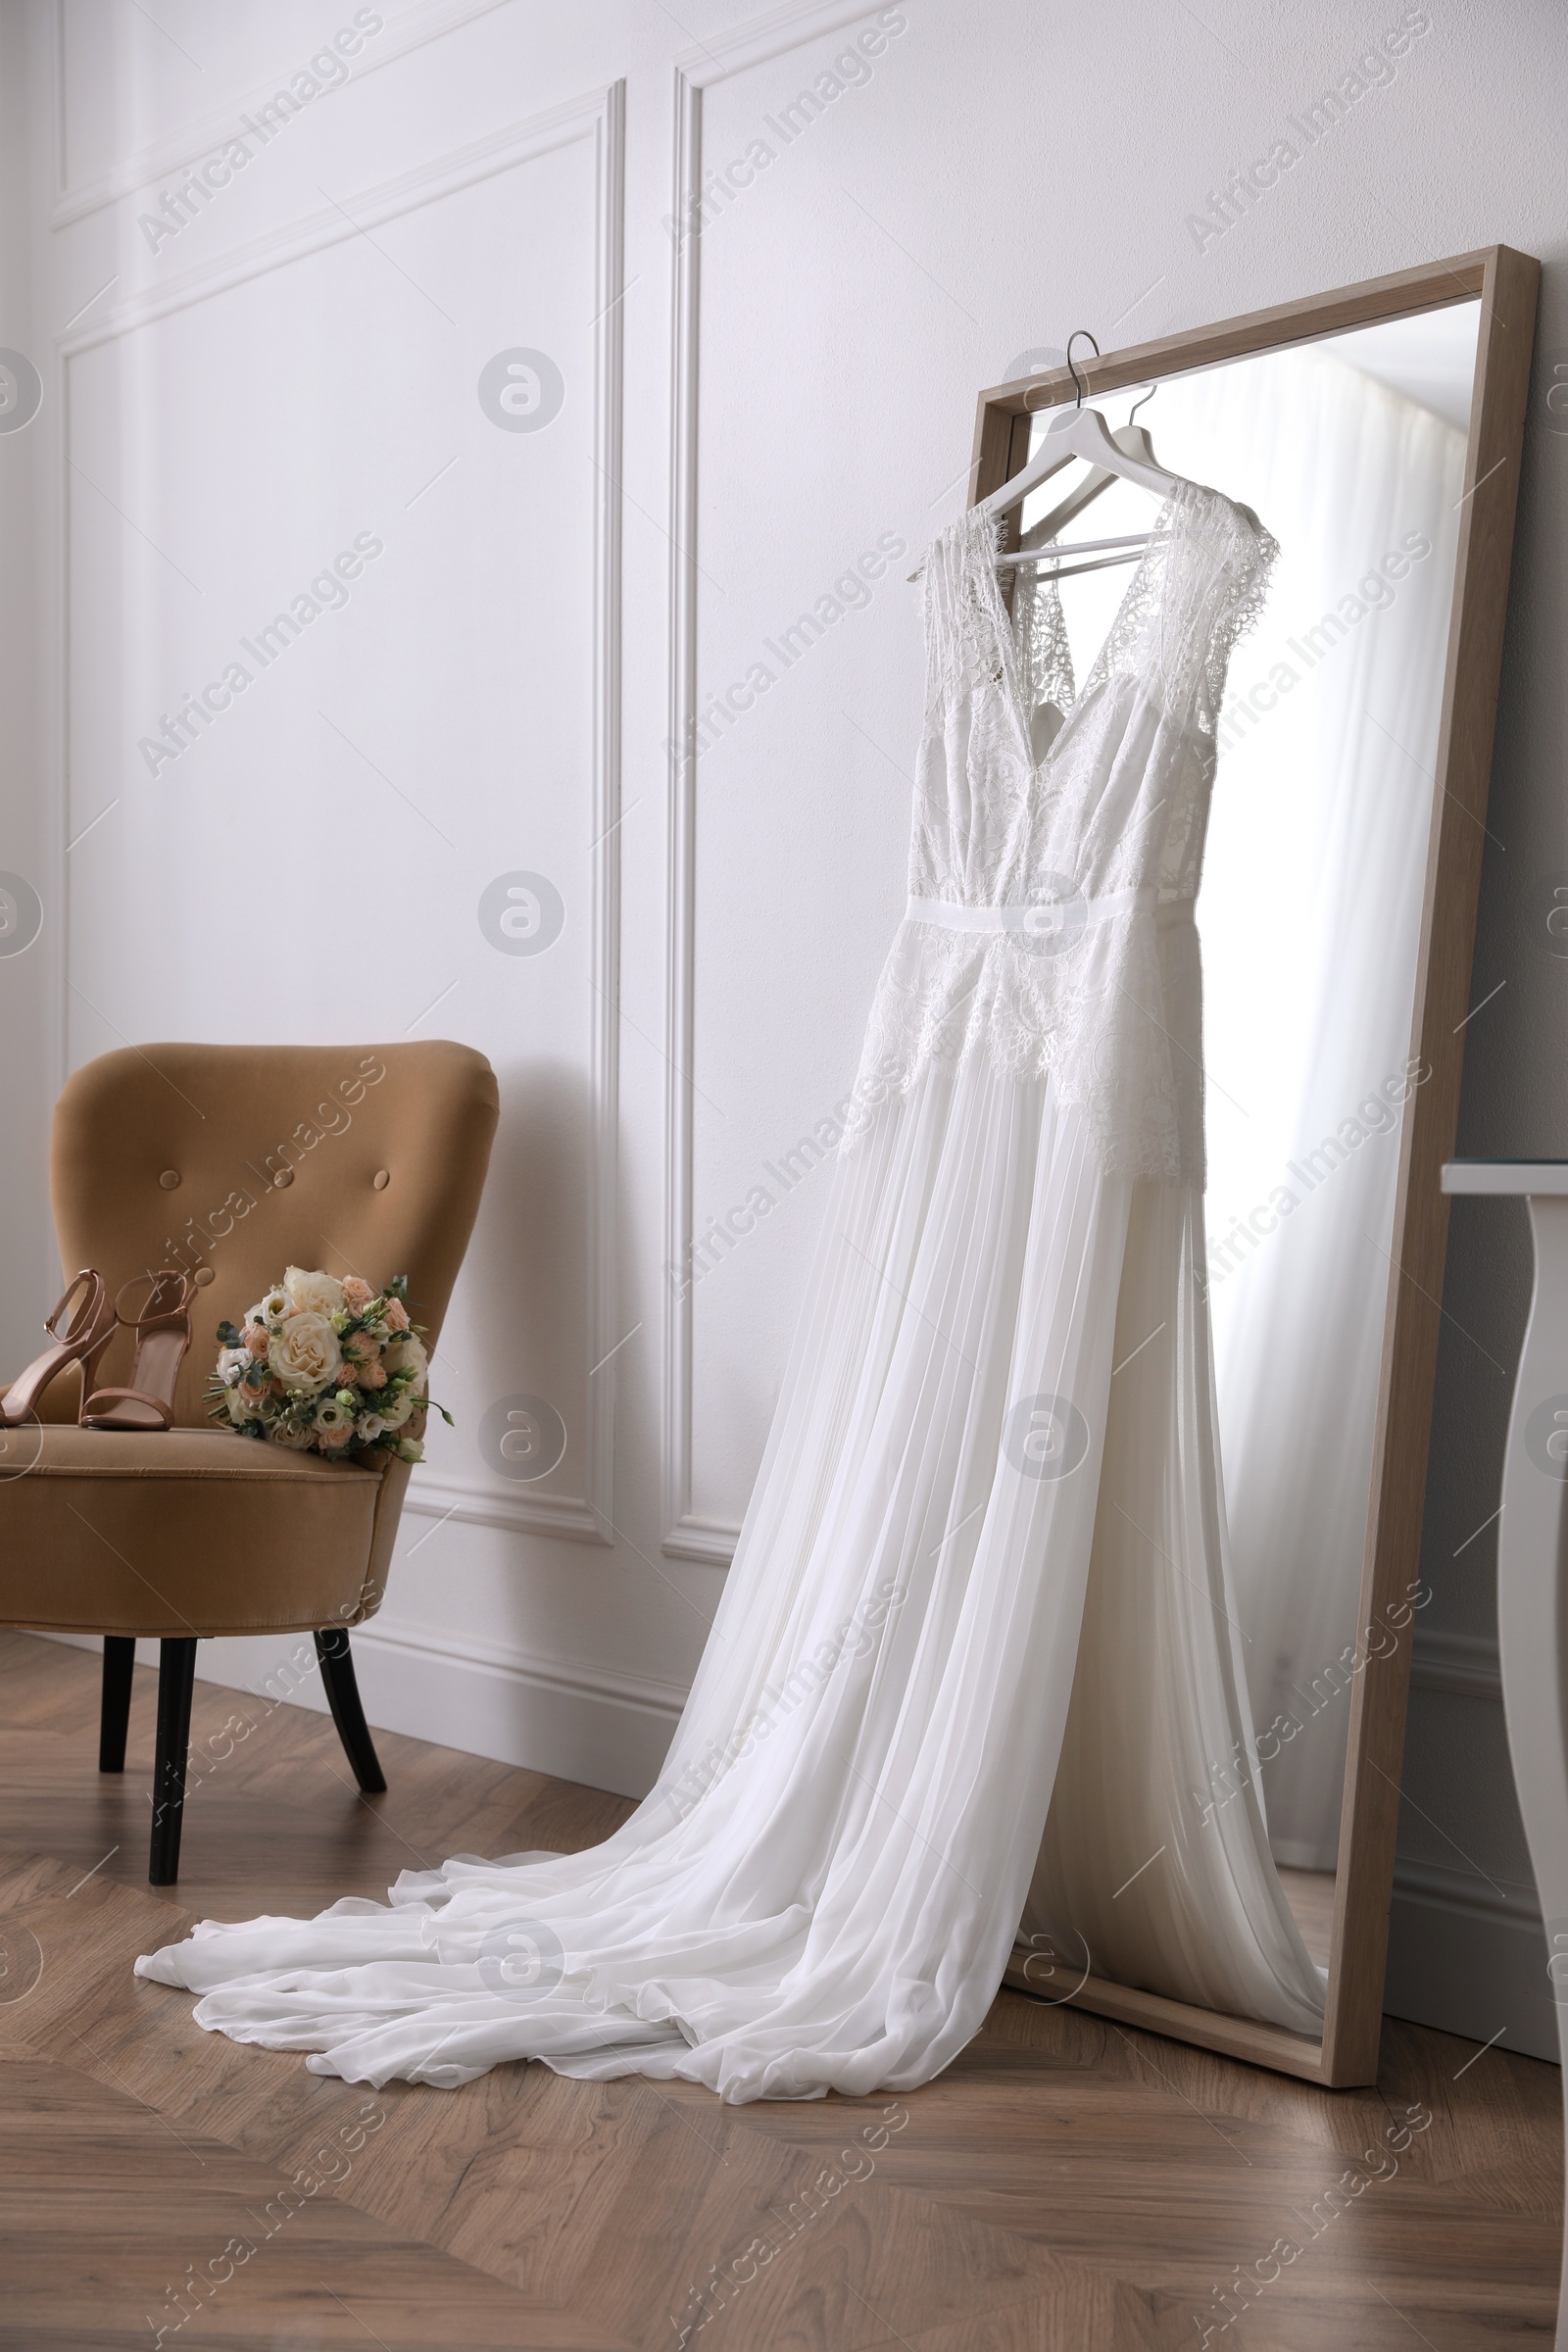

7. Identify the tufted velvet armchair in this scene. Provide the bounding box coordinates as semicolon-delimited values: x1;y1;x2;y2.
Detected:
0;1041;497;1881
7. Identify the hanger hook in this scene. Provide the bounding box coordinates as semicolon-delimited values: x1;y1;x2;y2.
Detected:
1127;378;1158;424
1064;329;1101;409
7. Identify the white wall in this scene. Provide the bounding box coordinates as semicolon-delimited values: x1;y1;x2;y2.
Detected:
2;0;1565;2049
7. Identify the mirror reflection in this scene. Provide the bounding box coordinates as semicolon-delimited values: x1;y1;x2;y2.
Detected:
1015;300;1479;1999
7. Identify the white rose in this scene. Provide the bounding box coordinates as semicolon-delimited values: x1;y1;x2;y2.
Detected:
355;1412;385;1444
378;1386;416;1431
284;1266;346;1319
225;1385;255;1426
269;1421;316;1450
268;1310;343;1394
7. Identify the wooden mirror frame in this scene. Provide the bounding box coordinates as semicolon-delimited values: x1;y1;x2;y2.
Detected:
989;247;1541;2086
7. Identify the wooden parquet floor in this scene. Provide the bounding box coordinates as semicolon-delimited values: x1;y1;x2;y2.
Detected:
0;1628;1558;2349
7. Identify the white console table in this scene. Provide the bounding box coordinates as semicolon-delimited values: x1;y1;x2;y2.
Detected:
1443;1159;1568;2346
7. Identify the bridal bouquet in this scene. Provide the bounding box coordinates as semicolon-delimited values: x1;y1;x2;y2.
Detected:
209;1267;449;1464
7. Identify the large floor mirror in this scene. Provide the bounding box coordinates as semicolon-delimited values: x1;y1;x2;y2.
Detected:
991;249;1538;2083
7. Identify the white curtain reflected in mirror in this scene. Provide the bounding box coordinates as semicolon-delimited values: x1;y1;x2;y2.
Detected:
1017;302;1478;1989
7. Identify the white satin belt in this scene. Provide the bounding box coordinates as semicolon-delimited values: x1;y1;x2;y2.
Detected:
906;886;1156;935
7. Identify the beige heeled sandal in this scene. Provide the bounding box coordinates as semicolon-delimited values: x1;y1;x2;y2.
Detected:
0;1269;115;1425
80;1269;196;1432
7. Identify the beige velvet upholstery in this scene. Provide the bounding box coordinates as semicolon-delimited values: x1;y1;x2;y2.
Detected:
0;1041;497;1638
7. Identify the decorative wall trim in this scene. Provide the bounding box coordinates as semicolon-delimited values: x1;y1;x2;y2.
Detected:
583;73;626;1547
353;1613;687;1727
48;1617;686;1723
1385;1850;1556;2065
49;0;519;227
672;0;901;79
59;84;613;356
662;0;882;1565
1392;1850;1538;1927
47;1617;687;1801
56;78;625;1545
403;1466;612;1545
323;1615;681;1795
1408;1625;1503;1703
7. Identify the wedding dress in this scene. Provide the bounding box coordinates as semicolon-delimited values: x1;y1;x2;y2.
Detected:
138;480;1325;2099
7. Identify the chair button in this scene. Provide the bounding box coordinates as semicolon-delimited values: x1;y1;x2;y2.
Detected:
159;1169;180;1190
273;1168;294;1189
193;1266;216;1286
372;1169;390;1191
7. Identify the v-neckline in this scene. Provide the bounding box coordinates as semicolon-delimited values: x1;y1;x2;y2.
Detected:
971;477;1200;781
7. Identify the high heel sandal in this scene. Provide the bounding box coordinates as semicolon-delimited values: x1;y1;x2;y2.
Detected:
80;1269;196;1432
0;1270;115;1426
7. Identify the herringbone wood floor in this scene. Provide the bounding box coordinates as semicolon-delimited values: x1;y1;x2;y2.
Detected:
0;1629;1557;2349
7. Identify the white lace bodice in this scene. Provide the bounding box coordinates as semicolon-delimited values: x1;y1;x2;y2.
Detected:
850;478;1277;1184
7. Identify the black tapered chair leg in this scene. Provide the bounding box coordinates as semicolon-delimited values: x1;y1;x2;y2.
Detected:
315;1629;386;1793
149;1637;197;1885
99;1637;135;1773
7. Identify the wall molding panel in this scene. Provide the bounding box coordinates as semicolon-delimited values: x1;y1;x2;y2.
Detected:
59;82;619;358
49;0;520;227
57;77;625;1548
661;0;881;1566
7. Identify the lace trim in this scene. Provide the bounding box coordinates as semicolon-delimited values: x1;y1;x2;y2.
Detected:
845;913;1190;1186
1012;560;1075;739
1078;478;1279;739
879;482;1277;1183
920;509;1021;720
924;480;1277;743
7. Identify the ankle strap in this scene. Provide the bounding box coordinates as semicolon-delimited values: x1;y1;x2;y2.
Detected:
114;1269;194;1329
47;1269;108;1344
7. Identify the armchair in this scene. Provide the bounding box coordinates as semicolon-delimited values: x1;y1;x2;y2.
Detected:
0;1040;497;1882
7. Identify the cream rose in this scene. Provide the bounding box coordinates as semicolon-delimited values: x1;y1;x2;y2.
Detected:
268;1310;343;1394
384;1334;429;1390
378;1385;416;1431
284;1265;346;1319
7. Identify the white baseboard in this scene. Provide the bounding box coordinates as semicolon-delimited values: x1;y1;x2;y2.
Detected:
1408;1626;1503;1702
44;1621;687;1802
1393;1637;1553;2057
1383;1852;1559;2063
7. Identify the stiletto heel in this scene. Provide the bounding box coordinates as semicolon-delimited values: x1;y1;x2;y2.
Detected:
1;1270;113;1425
80;1269;196;1432
78;1316;116;1405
